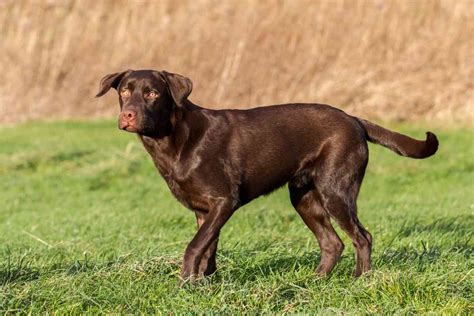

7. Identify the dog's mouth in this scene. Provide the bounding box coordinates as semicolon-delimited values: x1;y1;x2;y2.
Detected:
118;115;159;136
118;121;138;133
121;125;138;133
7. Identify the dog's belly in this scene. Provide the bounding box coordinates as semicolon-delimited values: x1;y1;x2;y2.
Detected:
233;138;322;203
237;153;302;203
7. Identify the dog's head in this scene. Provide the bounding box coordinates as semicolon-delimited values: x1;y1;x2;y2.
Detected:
96;69;192;137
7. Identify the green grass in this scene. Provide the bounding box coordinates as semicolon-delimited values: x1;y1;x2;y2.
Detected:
0;121;472;314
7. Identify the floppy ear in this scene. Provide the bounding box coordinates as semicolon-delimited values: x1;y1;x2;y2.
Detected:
95;70;131;97
159;71;193;107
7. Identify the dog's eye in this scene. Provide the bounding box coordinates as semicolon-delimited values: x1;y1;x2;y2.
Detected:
146;91;159;99
120;89;131;97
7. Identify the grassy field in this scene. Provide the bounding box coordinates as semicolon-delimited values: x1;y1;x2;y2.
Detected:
0;121;472;313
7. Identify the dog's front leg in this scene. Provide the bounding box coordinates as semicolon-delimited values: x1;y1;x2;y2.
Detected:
181;200;234;281
195;210;219;276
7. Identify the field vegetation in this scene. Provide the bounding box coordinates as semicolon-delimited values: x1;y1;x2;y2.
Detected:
0;122;472;313
1;0;472;313
0;0;473;123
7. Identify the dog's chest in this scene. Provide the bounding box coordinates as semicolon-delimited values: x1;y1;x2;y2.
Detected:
162;175;189;205
140;135;236;211
140;138;208;210
161;172;211;211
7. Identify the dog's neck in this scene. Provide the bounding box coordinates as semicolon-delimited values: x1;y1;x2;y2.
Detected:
138;102;209;178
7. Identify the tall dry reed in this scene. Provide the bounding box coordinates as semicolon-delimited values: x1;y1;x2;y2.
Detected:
0;0;472;124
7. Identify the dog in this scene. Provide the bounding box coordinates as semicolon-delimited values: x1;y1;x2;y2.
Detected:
96;69;438;280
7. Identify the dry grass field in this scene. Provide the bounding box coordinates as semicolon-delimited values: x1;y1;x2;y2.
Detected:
0;0;472;124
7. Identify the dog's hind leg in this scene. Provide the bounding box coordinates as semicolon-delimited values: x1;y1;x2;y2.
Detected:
318;190;372;277
314;145;373;277
289;184;345;276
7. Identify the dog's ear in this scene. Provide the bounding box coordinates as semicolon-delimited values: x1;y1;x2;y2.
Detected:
158;71;193;107
95;70;131;97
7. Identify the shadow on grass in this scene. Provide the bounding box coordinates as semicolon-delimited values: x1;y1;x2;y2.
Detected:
0;254;180;286
375;215;473;270
216;217;473;282
213;247;357;285
0;268;40;285
0;256;40;285
222;250;321;277
12;149;94;172
2;216;471;286
397;215;473;238
377;239;472;265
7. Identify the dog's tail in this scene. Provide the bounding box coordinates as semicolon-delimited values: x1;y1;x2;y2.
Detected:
355;117;438;159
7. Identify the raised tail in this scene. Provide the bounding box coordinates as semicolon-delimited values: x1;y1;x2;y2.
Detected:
355;118;438;159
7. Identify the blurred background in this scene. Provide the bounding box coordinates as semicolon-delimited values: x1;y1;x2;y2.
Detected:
0;0;472;124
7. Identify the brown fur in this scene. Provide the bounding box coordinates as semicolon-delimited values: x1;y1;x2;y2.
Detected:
97;69;438;280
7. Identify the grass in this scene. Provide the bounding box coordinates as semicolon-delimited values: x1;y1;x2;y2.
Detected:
0;121;472;313
1;0;473;123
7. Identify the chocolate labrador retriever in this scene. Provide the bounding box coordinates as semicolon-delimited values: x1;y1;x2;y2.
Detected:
96;69;438;280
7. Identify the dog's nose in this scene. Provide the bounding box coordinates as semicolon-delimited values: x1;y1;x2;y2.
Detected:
122;110;136;120
119;110;137;130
